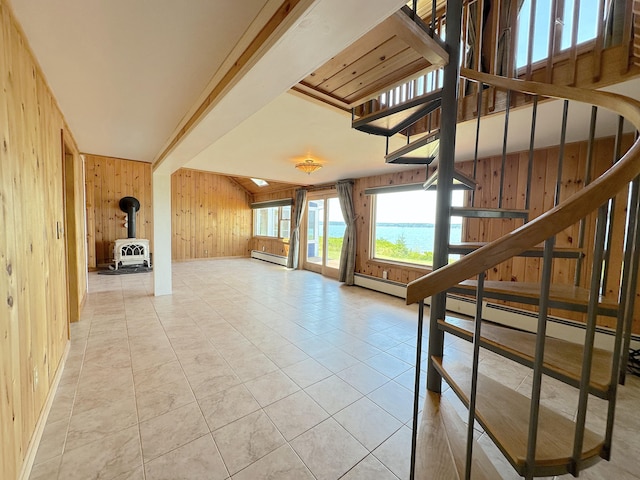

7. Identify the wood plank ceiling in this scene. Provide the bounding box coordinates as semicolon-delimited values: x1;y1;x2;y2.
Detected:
231;176;303;195
293;2;448;109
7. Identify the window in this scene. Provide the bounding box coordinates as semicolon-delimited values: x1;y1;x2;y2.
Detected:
253;205;291;239
515;0;601;69
372;190;463;267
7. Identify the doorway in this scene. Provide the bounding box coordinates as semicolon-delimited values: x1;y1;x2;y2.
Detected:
62;138;80;327
303;193;346;278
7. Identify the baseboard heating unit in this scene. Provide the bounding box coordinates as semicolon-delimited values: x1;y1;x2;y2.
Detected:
352;273;640;350
250;250;287;267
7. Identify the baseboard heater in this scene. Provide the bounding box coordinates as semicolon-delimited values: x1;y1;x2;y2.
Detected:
353;273;640;350
250;250;287;267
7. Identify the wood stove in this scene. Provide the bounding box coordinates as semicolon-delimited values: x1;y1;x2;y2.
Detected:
112;196;151;270
114;238;150;269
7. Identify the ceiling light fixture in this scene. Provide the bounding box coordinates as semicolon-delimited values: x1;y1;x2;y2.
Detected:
295;158;322;174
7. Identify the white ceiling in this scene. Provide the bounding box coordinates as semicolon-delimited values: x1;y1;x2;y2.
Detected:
9;0;409;184
9;0;273;162
9;0;640;187
184;91;413;184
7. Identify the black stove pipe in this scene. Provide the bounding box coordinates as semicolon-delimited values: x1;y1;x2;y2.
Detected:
119;196;141;239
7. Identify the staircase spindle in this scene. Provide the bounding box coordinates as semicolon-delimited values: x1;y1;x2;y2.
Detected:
524;96;539;217
571;205;608;475
605;176;640;457
409;300;426;480
471;80;484;207
554;100;569;207
575;106;599;285
498;89;511;209
465;271;486;480
524;236;556;480
620;172;640;382
601;116;625;295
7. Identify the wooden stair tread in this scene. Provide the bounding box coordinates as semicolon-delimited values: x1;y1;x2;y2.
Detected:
438;317;612;396
438;394;502;479
353;89;442;136
416;392;499;479
450;280;619;316
414;392;460;479
450;207;529;219
385;129;440;163
432;357;604;476
448;242;584;258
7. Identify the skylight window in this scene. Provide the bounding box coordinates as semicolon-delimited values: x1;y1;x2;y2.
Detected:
251;178;269;187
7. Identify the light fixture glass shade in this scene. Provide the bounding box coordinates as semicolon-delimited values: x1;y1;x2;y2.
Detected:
295;158;322;174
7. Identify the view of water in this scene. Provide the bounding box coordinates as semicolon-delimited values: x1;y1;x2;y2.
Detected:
327;222;462;253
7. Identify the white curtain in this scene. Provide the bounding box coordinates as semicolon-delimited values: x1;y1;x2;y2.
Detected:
337;180;357;285
286;189;307;269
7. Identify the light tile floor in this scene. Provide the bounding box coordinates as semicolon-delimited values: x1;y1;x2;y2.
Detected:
29;259;640;479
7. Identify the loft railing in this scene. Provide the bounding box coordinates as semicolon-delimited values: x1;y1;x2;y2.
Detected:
361;0;636;114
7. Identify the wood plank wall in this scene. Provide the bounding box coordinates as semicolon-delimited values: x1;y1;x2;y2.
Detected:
0;1;84;478
84;154;152;268
456;134;637;333
171;169;252;260
249;187;298;257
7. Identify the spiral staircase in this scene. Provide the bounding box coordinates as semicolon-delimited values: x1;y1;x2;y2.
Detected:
347;1;640;478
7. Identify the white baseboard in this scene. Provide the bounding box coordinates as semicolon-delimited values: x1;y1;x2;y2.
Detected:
352;273;640;351
19;341;70;480
354;273;408;298
250;250;287;267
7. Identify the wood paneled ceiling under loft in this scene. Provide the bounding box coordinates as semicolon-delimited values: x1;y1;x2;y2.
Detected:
293;3;448;109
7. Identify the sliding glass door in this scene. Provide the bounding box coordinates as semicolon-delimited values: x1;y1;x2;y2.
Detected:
303;194;346;277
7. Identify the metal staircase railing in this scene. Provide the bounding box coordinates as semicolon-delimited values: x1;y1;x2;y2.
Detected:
406;69;640;479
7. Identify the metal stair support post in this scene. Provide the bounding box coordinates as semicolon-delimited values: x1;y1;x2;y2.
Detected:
426;0;463;394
